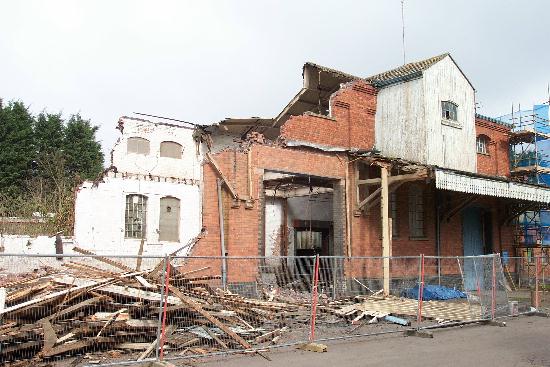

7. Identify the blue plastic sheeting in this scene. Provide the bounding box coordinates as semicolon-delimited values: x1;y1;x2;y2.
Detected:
401;285;466;301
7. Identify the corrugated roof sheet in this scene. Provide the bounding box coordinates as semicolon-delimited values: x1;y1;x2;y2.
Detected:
365;53;449;87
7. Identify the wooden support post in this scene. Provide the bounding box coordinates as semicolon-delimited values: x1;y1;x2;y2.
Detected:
380;165;390;296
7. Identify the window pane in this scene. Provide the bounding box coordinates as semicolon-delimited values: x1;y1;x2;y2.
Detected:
408;186;424;237
160;141;182;159
125;194;147;238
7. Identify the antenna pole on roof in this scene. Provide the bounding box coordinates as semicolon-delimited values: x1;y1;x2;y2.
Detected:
401;0;406;65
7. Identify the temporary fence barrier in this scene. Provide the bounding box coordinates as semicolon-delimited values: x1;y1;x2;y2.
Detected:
0;253;545;366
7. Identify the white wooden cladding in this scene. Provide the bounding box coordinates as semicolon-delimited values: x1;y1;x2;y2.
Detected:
374;55;476;173
435;169;550;203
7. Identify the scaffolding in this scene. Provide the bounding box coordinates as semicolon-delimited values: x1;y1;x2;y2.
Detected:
500;103;550;262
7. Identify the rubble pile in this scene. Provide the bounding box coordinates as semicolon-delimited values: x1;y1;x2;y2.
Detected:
0;255;475;365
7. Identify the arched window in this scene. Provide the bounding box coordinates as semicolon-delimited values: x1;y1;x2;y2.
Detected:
160;141;183;159
408;185;425;238
476;135;489;154
125;194;147;238
127;137;150;155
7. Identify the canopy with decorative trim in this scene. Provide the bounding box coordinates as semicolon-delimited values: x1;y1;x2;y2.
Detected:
435;169;550;203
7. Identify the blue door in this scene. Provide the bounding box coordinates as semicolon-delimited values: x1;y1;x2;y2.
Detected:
463;207;484;290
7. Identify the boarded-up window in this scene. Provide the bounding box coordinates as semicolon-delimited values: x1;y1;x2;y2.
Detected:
125;194;147;238
441;101;458;121
408;185;425;238
159;196;180;242
127;137;150;155
160;141;182;159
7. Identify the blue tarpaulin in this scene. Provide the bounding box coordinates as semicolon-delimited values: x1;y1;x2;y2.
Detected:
401;285;466;301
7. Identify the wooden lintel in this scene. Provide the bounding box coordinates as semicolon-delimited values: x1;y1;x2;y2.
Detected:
357;178;381;185
388;171;428;184
206;152;239;200
357;171;428;187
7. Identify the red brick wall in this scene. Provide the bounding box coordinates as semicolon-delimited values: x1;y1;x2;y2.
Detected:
280;80;377;150
193;145;347;282
475;117;511;177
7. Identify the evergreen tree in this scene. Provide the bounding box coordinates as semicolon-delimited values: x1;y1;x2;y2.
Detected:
63;114;104;180
0;101;35;195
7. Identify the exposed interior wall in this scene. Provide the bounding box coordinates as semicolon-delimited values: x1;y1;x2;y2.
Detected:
264;197;284;257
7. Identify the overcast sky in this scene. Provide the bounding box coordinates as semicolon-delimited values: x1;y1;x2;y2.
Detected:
1;0;549;159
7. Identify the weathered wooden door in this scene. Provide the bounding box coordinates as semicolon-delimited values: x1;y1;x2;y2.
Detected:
159;197;180;242
463;207;484;290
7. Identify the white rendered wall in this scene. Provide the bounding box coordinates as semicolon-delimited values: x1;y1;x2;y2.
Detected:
264;198;284;257
74;176;201;255
112;117;202;180
73;116;204;256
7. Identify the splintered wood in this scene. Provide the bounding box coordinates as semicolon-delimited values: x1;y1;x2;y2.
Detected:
0;254;478;364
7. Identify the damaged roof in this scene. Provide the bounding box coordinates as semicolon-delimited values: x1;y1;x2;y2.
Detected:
216;53;470;136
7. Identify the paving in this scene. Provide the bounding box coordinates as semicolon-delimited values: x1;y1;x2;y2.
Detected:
196;316;550;367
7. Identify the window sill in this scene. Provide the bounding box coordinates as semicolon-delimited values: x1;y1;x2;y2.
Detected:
409;236;429;241
441;119;462;129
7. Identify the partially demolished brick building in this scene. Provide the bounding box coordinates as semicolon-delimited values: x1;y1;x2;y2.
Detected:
75;53;550;291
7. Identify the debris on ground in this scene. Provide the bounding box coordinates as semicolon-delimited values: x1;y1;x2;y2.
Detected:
0;257;476;365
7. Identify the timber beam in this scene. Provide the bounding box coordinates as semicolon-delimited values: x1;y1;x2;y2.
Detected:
206;152;239;200
442;195;480;222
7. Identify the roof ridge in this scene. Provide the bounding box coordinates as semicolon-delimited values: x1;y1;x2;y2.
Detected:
365;53;449;87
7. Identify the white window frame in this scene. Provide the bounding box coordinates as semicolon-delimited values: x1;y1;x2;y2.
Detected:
476;135;489;154
125;194;147;239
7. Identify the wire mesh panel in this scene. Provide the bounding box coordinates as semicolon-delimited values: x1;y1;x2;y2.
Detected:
0;254;517;365
162;256;315;362
0;254;165;366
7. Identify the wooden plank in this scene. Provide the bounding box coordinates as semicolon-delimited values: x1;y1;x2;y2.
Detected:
54;276;181;304
206;152;238;199
39;295;107;323
42;337;115;357
203;326;228;349
135;275;156;289
137;325;173;361
0;279;107;315
72;246;134;272
380;165;390;296
169;286;252;349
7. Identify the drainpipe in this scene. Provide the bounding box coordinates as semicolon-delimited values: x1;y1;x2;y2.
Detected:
217;179;227;289
435;190;441;285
